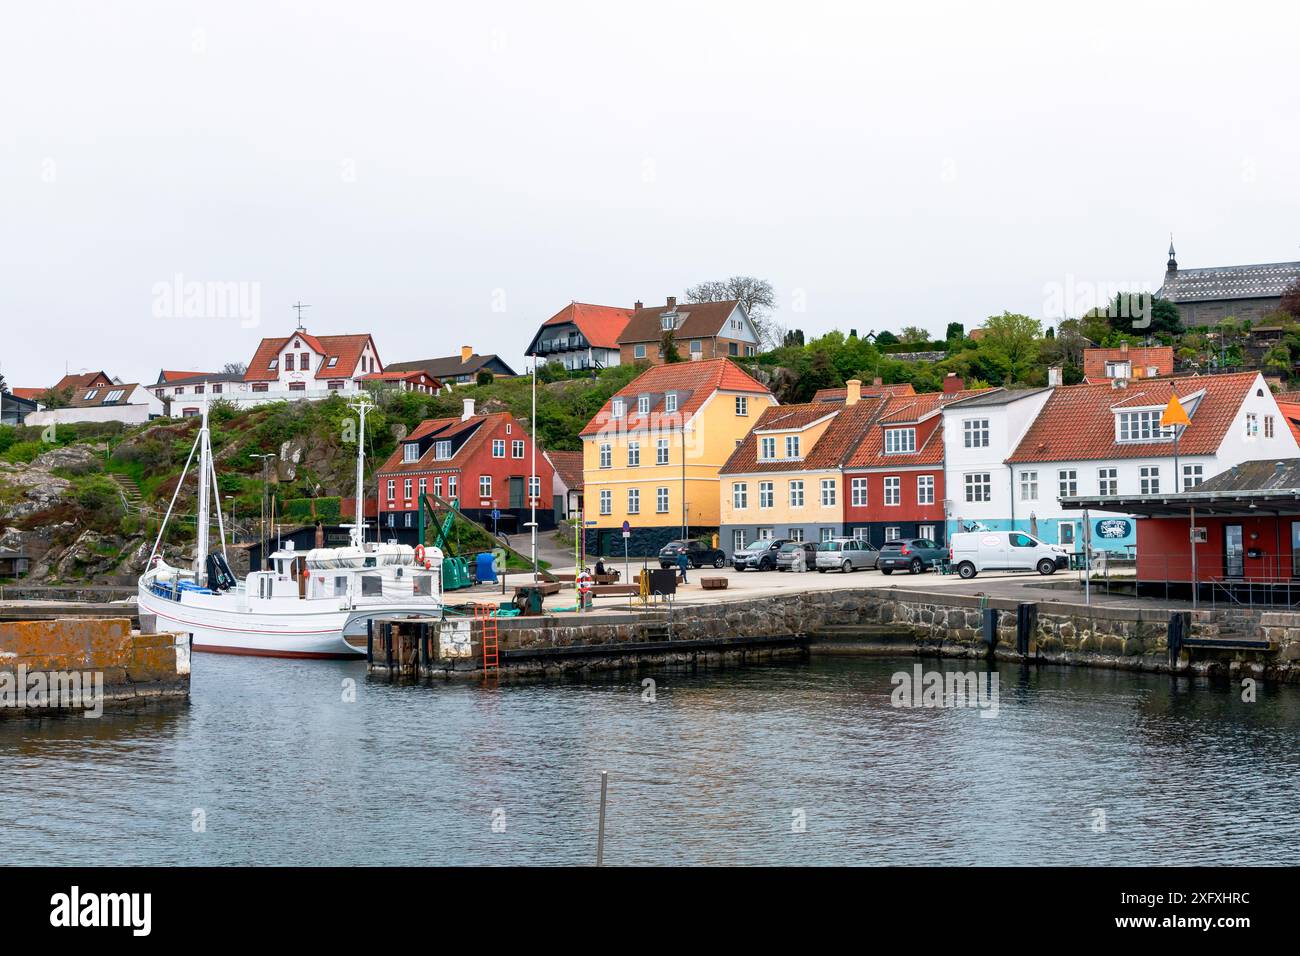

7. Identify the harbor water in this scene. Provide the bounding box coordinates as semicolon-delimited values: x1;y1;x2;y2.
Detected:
2;654;1298;866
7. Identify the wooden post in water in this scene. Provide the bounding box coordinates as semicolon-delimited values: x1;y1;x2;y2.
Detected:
596;770;608;867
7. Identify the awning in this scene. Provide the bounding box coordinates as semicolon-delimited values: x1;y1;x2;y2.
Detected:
1061;489;1300;518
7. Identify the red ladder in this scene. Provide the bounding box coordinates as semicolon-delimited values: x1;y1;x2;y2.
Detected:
475;604;500;673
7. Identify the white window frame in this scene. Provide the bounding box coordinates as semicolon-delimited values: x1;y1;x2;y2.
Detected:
665;393;678;413
1097;467;1118;496
850;477;868;507
789;480;805;508
735;396;748;416
1058;469;1077;498
785;435;801;459
917;474;935;505
884;428;916;454
760;437;777;461
627;488;640;515
627;441;640;467
1140;465;1160;495
820;478;836;507
759;481;774;509
599;490;612;515
733;482;748;509
656;487;669;513
1183;464;1203;490
599;443;612;469
403;443;420;463
656;439;669;465
884;476;901;506
963;418;990;449
964;472;991;503
479;475;492;499
492;440;506;458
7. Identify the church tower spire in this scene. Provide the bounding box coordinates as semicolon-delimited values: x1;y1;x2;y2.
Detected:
1166;235;1177;273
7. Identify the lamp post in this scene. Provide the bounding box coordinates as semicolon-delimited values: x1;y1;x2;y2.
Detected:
249;453;275;566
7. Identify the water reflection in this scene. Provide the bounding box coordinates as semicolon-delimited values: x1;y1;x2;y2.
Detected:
1;655;1297;865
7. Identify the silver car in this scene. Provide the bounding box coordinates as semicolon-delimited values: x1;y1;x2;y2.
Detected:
815;538;880;573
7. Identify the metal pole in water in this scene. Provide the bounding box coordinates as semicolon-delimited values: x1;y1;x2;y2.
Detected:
596;770;608;866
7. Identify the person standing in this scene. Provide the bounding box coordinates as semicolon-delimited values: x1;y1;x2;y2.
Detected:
676;549;689;584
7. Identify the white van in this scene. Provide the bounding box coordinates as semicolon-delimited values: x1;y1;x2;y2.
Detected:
949;531;1069;579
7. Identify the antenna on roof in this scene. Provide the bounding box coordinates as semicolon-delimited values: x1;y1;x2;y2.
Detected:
292;301;312;330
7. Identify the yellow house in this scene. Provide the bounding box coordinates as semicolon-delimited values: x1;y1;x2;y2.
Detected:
580;358;776;555
718;380;886;553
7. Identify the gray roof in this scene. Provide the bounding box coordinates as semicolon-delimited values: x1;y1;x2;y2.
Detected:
153;372;245;388
387;354;518;378
1158;261;1300;303
942;387;1049;408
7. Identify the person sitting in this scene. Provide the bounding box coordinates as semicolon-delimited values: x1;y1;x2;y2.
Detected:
595;557;607;578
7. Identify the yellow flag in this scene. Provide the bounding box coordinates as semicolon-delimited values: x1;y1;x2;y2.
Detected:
1161;392;1190;428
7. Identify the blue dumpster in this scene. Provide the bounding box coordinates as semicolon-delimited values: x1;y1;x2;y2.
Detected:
475;551;498;584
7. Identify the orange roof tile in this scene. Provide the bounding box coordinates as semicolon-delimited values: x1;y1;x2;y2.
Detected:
545;450;584;490
721;398;888;475
532;302;633;351
579;359;772;437
245;331;380;382
1082;346;1174;379
846;389;996;469
1007;371;1260;464
812;382;916;402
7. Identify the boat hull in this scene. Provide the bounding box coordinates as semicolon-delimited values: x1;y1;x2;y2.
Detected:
137;585;441;660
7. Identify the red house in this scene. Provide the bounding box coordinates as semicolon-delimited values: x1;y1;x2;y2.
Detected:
842;384;993;546
376;399;556;541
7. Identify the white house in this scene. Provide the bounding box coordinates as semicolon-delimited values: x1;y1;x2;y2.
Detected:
24;383;166;427
1005;371;1299;552
940;387;1054;541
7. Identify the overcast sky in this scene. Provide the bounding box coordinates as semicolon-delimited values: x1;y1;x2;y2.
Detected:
2;0;1298;388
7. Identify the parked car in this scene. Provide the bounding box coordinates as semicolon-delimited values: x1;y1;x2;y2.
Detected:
815;538;880;573
732;537;791;571
658;539;727;570
877;538;948;575
949;531;1068;579
775;541;818;572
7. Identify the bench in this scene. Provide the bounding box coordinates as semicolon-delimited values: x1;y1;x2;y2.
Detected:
515;581;561;598
700;577;729;590
590;584;640;597
556;572;622;584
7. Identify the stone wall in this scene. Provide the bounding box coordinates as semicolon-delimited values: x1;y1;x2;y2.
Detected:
0;617;190;714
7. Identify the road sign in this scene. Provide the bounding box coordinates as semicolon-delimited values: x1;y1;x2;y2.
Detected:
491;509;501;521
622;520;631;539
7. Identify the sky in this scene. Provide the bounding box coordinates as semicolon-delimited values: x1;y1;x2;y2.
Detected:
2;0;1298;389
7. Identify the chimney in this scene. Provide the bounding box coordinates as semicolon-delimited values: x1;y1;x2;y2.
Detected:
462;398;476;421
943;373;964;393
634;300;643;311
461;345;473;364
872;377;883;387
1120;341;1129;356
666;296;677;311
845;379;862;407
1047;366;1062;387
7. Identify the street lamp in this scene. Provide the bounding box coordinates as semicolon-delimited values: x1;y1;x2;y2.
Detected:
249;453;275;561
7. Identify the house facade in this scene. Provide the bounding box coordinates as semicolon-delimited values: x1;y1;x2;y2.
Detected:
940;388;1055;541
580;358;776;556
616;298;761;366
1158;242;1300;327
376;400;556;542
543;450;584;521
843;383;994;547
1008;371;1298;552
240;328;382;401
718;383;885;552
526;303;632;371
147;372;247;416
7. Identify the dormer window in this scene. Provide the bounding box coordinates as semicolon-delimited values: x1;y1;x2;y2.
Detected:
1116;409;1175;442
1106;361;1131;378
785;436;801;458
884;428;916;454
661;315;676;331
403;443;420;463
612;398;626;419
665;393;678;413
434;440;452;460
637;395;651;415
760;436;776;460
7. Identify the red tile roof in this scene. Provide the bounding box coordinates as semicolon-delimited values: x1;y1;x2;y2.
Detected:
159;369;213;383
378;412;511;475
1082;346;1174;379
545;450;584;491
1276;402;1300;444
1274;390;1300;405
616;300;740;345
721;398;889;475
52;371;113;393
1007;371;1261;464
846;389;996;469
813;382;916;402
245;330;379;382
579;358;772;437
10;388;44;400
534;302;633;351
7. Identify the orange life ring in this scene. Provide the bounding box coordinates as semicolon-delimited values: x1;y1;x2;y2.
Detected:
577;571;594;594
414;544;426;564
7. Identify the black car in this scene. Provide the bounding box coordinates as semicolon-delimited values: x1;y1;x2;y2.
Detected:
877;538;946;574
731;537;791;571
658;539;727;569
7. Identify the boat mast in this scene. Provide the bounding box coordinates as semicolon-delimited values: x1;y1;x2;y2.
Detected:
348;396;373;548
195;402;212;583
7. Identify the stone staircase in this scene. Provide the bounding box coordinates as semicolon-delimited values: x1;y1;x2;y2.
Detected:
1189;609;1270;650
107;473;145;513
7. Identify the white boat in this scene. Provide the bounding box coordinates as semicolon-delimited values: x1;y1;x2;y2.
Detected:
137;399;443;659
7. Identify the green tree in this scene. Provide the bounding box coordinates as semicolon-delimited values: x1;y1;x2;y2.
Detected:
899;326;930;345
874;330;899;346
945;321;964;341
978;312;1042;384
660;330;682;363
684;275;778;349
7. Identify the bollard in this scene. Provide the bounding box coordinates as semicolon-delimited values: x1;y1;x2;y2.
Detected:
1015;603;1037;657
1168;611;1188;666
366;619;374;664
981;607;998;658
596;771;609;867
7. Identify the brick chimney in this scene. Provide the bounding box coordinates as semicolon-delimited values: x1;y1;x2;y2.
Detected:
943;373;964;393
462;398;476;421
872;377;883;386
634;300;643;311
666;296;677;310
461;345;473;364
1119;341;1129;356
845;379;862;407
